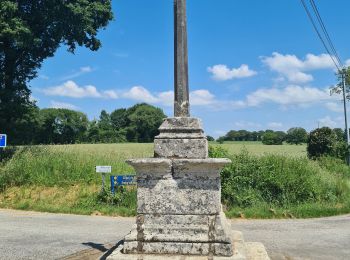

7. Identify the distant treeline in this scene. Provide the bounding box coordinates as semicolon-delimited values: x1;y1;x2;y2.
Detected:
216;127;346;145
8;103;166;145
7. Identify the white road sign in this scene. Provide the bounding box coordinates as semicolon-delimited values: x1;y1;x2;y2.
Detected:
95;166;112;173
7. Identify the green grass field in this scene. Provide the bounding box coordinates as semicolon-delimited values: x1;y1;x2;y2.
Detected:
0;142;349;218
213;142;307;157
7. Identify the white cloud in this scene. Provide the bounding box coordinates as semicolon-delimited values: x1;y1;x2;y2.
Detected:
61;66;94;80
267;122;283;129
157;91;173;106
50;101;79;110
43;80;118;99
190;90;215;105
325;102;343;113
346;59;350;67
318;116;338;128
246;85;334;107
122;86;217;107
103;90;118;99
262;52;335;83
122;86;159;103
207;64;257;81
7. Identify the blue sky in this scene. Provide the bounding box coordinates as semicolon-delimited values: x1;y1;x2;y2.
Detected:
30;0;350;138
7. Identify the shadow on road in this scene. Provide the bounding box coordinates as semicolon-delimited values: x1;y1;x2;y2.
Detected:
100;240;124;260
82;242;109;252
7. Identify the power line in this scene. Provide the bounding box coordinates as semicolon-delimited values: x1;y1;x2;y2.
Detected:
300;0;341;71
309;0;343;67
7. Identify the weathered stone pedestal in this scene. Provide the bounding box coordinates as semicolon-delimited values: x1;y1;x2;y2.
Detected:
107;118;269;260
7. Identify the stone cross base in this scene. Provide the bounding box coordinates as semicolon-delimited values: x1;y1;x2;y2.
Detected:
121;158;233;257
106;118;270;259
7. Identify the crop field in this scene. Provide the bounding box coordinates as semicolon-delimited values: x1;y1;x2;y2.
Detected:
214;142;307;157
0;142;349;218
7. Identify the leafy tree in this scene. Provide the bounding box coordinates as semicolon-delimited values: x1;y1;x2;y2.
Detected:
126;103;166;143
38;108;89;144
97;110;126;143
86;120;100;143
8;104;41;145
0;0;113;143
262;131;284;145
206;135;215;142
308;127;348;161
307;127;343;159
111;108;128;130
285;127;308;145
333;128;345;141
330;67;350;98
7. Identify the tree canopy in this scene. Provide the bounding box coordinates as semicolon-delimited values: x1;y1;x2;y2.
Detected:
0;0;113;142
285;127;308;145
6;103;167;145
330;67;350;99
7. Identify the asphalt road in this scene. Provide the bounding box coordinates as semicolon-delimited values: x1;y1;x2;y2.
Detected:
0;209;349;260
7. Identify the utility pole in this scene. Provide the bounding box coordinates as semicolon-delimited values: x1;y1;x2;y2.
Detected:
341;70;350;165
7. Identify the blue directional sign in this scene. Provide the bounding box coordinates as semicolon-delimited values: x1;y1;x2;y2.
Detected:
110;175;136;194
0;134;7;148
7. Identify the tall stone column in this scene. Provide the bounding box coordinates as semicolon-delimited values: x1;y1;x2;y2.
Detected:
174;0;190;117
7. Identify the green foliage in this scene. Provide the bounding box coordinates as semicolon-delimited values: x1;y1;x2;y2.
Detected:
125;103;166;143
218;150;349;209
285;127;308;145
1;143;350;218
208;145;230;158
330;67;350;98
262;131;284;145
97;187;137;208
38;109;89;144
0;0;113;144
307;127;348;160
333;128;345;141
2;103;166;145
206;135;215;142
0;143;153;192
219;130;265;141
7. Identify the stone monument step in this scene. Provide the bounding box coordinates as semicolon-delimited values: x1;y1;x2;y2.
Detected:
105;231;270;260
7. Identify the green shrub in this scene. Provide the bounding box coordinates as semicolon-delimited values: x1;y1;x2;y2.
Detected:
262;132;283;145
215;149;349;209
307;127;348;160
285;127;308;145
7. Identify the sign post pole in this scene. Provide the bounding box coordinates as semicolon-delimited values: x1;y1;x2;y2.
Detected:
95;166;112;192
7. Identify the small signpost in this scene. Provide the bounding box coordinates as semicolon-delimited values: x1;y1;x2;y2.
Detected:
95;166;112;191
110;175;136;194
0;134;7;148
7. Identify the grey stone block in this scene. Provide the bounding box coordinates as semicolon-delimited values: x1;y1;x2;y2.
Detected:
124;213;232;244
106;230;259;260
126;158;231;215
137;178;221;214
154;117;208;159
123;241;233;256
154;138;208;159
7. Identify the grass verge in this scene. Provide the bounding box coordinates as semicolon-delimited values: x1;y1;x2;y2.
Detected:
0;184;136;217
0;144;350;218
